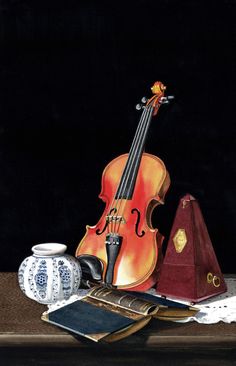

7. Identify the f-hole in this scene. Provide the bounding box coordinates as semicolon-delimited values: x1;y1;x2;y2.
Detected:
131;208;145;237
96;208;117;235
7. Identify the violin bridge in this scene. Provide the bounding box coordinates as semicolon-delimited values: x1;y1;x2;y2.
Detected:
106;215;126;224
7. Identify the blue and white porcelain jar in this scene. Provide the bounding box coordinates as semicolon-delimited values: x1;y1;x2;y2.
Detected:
18;243;82;304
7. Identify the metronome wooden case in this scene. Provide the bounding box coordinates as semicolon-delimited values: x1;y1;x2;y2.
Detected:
156;194;227;302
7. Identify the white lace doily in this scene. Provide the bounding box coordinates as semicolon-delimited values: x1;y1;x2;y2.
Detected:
150;277;236;324
183;277;236;323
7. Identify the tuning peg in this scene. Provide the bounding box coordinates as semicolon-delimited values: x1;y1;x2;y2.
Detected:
159;95;175;104
159;97;168;104
141;96;148;103
136;96;148;110
136;103;143;110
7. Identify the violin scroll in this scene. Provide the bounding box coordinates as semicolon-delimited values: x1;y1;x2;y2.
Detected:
136;81;174;116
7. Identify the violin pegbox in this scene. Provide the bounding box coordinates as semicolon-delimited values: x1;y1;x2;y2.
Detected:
136;81;174;115
149;81;174;116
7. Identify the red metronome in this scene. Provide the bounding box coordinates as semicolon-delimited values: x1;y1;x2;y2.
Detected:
156;194;227;302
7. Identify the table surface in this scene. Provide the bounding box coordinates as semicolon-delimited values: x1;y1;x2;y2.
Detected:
1;272;236;365
0;272;236;349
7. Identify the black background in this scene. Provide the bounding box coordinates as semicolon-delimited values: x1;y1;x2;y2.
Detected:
0;0;235;272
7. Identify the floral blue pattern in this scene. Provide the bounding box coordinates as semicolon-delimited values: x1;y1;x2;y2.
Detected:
35;260;48;299
58;260;71;299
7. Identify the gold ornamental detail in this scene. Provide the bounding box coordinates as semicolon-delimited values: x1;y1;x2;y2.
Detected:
173;229;187;253
207;272;221;288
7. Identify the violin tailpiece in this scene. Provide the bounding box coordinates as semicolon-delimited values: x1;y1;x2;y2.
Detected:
104;234;123;285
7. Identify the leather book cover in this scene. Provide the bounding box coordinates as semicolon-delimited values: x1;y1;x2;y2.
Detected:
156;194;227;302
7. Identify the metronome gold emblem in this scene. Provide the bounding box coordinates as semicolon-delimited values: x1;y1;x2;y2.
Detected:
173;229;187;253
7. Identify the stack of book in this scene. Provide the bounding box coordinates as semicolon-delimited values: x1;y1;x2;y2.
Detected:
42;286;198;342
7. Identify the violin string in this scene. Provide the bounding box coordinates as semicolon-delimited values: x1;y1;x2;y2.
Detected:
113;106;150;232
108;107;148;234
125;105;154;200
108;106;148;234
115;107;148;199
114;104;153;233
115;105;154;233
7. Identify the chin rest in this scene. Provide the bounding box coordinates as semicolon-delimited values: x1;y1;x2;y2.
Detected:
76;254;104;282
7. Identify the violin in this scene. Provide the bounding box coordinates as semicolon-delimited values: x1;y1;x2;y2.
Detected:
76;81;172;291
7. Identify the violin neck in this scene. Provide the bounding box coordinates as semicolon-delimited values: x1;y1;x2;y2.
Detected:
115;105;154;200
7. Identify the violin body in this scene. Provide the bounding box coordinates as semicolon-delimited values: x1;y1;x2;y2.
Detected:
76;81;172;291
76;152;170;291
